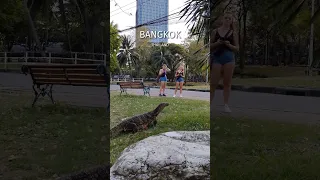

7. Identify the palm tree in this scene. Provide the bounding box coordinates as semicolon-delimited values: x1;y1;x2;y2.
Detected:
179;0;236;106
151;44;185;81
117;35;140;76
151;46;174;65
180;0;223;75
23;0;46;55
180;0;211;44
266;0;320;74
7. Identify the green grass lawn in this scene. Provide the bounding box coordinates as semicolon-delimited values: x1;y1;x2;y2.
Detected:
0;92;107;179
232;66;320;88
232;76;320;88
238;65;307;77
110;93;210;164
165;82;210;90
212;116;320;180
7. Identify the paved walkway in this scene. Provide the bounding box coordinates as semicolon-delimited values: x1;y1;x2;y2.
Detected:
212;90;320;124
1;72;320;123
110;85;209;101
112;84;320;123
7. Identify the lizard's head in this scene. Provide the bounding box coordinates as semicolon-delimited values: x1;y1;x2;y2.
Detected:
159;103;169;108
152;103;169;116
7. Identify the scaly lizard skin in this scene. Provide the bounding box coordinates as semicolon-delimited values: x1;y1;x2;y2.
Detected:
110;103;169;138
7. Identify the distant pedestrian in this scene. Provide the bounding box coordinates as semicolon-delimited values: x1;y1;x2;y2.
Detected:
173;65;185;97
158;64;171;96
210;12;239;113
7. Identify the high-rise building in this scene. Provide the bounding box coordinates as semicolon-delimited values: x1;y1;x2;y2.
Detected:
136;0;169;46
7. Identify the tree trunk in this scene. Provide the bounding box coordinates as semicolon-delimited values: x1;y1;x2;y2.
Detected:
71;0;93;52
297;35;301;64
44;0;50;51
7;42;13;52
59;0;72;51
237;7;242;68
77;0;94;52
184;64;188;85
24;0;44;56
289;45;294;64
283;41;287;66
239;2;247;71
251;36;255;65
265;34;269;65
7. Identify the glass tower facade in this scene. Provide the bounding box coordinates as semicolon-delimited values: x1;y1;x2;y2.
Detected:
136;0;169;44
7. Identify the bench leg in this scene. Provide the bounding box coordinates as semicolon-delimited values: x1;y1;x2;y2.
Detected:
47;84;55;104
120;88;127;95
32;84;41;107
120;88;123;96
144;87;150;96
31;84;55;107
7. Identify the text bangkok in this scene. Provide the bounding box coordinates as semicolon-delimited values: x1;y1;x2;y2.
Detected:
140;31;182;39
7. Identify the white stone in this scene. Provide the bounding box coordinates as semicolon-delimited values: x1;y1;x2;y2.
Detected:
163;131;183;138
110;131;210;180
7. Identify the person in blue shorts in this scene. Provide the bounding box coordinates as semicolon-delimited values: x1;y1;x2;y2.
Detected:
158;64;171;96
173;65;185;97
210;12;239;113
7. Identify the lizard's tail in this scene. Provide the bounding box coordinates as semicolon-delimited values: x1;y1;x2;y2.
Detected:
152;103;169;116
110;124;122;139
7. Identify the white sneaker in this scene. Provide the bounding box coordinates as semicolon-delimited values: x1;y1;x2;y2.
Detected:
180;94;183;97
224;104;231;113
173;94;176;97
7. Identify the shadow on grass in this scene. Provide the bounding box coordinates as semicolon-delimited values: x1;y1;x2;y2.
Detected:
212;116;320;180
0;93;108;179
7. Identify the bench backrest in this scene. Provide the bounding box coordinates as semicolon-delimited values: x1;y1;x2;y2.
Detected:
118;82;144;89
21;64;108;87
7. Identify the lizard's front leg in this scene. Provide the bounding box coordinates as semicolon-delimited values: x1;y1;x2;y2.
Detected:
143;124;148;130
127;123;139;133
148;120;157;129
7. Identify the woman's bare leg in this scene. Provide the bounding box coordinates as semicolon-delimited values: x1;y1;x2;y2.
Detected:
222;62;235;110
179;82;183;95
174;82;179;95
159;82;164;94
210;64;222;103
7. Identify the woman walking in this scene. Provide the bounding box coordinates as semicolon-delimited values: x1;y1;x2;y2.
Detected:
173;65;185;97
158;64;170;96
210;12;239;113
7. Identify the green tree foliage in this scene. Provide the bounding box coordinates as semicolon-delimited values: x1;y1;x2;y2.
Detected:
0;0;23;33
110;22;120;73
117;35;140;75
0;0;109;53
150;43;187;81
0;0;24;51
180;0;210;44
184;38;209;80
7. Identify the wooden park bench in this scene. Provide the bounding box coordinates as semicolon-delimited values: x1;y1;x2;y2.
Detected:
117;81;150;96
21;64;108;107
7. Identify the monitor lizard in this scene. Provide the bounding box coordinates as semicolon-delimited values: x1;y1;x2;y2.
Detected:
110;103;169;138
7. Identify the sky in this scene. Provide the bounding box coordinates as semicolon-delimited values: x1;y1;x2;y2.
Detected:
110;0;189;45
